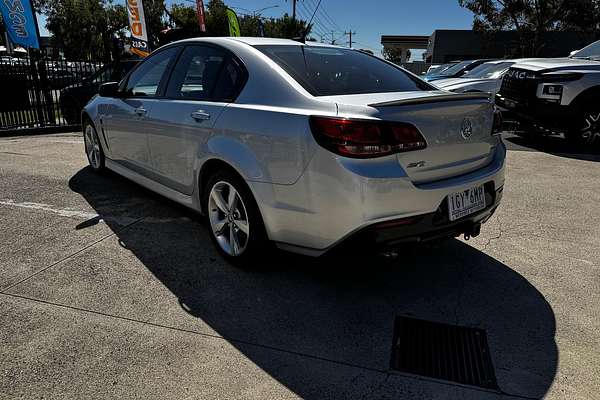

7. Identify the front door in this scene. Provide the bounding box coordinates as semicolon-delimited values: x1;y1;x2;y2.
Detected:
102;46;180;172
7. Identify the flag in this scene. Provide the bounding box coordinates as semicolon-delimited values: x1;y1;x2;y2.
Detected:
196;0;206;32
226;8;240;37
126;0;151;57
0;0;39;49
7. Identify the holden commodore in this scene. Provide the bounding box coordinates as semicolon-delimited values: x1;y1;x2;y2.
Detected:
82;37;505;264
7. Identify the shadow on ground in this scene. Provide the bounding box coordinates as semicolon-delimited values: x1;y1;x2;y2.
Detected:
504;132;600;161
69;167;557;399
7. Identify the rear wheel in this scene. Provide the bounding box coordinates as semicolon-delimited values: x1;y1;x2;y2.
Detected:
83;122;105;172
203;170;269;266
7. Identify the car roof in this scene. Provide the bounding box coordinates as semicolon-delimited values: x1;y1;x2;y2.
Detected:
169;36;346;49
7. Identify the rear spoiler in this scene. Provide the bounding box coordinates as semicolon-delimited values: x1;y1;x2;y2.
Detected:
368;92;492;108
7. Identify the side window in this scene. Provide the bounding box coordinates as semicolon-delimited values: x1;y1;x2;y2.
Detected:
165;45;228;100
124;47;179;97
212;58;245;101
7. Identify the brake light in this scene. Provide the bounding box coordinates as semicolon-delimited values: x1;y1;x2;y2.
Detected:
309;116;426;158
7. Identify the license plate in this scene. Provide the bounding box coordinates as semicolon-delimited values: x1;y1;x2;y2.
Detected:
447;185;486;221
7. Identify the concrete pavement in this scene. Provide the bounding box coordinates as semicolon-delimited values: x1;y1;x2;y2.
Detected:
0;132;598;399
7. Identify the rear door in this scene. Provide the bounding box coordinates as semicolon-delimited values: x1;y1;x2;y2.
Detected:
145;45;245;194
103;47;179;172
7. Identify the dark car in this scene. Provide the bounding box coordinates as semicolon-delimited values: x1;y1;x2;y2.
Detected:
60;59;140;124
424;59;495;82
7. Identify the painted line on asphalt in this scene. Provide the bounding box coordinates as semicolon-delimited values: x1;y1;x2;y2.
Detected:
0;199;191;225
0;199;98;219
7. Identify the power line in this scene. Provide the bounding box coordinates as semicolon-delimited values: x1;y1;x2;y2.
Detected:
296;5;328;38
298;2;331;36
299;1;333;33
305;0;343;33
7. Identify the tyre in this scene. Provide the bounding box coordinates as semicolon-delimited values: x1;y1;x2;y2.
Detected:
567;106;600;147
202;169;269;266
83;121;105;172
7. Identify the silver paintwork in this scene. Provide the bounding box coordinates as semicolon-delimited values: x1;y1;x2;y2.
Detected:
84;37;505;256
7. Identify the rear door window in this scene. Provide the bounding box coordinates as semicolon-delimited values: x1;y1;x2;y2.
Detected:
255;45;431;96
165;45;245;101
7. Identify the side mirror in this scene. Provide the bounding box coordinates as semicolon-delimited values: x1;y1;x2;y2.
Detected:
99;82;120;97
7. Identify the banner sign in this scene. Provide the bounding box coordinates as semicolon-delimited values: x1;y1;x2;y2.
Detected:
126;0;151;57
0;0;39;49
226;8;240;37
195;0;206;33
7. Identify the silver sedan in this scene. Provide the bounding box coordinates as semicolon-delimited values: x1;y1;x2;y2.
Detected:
82;37;506;264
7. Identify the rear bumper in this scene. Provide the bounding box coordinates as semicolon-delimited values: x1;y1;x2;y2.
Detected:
250;142;506;256
345;183;502;249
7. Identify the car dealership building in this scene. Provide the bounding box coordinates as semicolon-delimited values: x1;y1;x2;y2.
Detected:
382;30;593;64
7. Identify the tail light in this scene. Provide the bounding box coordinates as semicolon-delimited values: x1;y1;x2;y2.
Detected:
309;116;426;158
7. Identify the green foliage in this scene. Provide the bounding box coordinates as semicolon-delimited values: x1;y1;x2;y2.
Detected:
37;0;128;60
168;2;311;39
35;0;314;60
458;0;600;56
383;47;410;63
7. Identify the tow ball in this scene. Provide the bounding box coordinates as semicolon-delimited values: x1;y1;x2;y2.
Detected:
463;224;481;241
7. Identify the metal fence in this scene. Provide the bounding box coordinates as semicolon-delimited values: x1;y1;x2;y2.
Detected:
0;55;105;134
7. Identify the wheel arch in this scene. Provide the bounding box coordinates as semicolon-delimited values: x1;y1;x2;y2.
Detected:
570;85;600;109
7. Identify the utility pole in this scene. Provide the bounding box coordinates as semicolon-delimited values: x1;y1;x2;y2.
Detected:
330;30;335;45
345;30;356;48
292;0;297;22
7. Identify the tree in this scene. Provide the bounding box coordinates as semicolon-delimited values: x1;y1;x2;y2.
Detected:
166;2;312;39
458;0;596;56
383;47;411;64
36;0;128;60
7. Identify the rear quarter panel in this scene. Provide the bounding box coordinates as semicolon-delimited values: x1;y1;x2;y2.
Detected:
208;105;320;185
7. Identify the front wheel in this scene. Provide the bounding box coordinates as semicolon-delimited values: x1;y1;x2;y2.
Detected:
203;170;269;266
567;107;600;146
83;122;105;172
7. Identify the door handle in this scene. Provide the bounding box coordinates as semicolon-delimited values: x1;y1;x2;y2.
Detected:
191;110;210;121
134;107;147;116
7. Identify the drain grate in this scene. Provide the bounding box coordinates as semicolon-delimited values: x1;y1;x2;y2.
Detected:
390;316;499;390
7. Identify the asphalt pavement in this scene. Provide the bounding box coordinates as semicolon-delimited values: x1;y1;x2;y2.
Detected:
0;132;598;399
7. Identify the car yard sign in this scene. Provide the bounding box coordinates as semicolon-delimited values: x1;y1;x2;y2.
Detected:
0;0;40;49
126;0;150;57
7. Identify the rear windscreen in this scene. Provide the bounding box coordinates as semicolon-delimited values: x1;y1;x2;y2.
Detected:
255;45;431;96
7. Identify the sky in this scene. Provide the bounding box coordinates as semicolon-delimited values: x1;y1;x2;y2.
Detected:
36;0;475;59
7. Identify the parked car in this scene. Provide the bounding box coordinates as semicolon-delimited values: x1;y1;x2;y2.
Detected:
424;59;495;82
434;60;521;95
496;39;600;145
60;59;140;124
425;63;456;75
82;37;505;264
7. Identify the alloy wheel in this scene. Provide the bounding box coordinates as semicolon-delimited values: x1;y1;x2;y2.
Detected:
84;124;102;169
208;181;250;256
580;110;600;144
